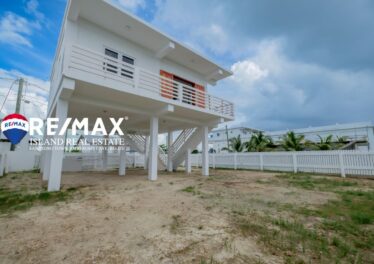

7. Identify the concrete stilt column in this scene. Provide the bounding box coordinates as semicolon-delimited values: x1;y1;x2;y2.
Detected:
40;150;44;174
41;125;50;179
102;135;109;171
144;136;149;170
185;148;191;174
167;131;173;172
201;126;209;176
148;116;158;181
119;147;126;176
47;99;69;192
42;148;51;181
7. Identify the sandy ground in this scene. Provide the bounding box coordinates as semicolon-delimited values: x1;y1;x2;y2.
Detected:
0;169;347;263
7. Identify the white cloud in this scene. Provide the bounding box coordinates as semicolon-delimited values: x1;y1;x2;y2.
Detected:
0;68;49;119
212;40;374;130
111;0;146;12
0;1;47;48
25;0;46;25
231;60;268;85
0;13;34;47
194;24;230;55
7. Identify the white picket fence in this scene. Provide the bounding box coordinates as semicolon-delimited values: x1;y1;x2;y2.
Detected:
190;151;374;177
63;152;145;172
3;150;373;178
61;150;374;177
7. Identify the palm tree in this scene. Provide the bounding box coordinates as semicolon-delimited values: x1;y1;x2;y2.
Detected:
336;136;348;144
281;131;305;151
315;135;333;150
221;135;244;152
245;132;273;152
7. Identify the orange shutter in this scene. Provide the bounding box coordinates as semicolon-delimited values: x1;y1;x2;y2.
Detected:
160;70;174;99
194;84;205;108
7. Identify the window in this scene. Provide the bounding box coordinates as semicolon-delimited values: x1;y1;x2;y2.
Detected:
104;48;119;74
105;48;118;59
103;48;135;79
122;55;134;65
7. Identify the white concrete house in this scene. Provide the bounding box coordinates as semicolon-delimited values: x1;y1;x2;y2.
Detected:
43;0;234;191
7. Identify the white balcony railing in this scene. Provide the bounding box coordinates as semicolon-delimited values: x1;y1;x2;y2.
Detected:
67;45;234;118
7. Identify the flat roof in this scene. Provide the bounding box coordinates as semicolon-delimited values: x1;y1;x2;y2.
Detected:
210;127;263;133
67;0;232;84
267;122;374;136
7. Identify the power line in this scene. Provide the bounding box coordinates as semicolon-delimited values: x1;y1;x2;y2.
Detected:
26;81;49;92
0;77;17;82
0;79;17;113
23;95;48;105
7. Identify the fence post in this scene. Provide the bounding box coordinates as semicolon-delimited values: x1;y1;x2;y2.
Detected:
260;153;264;171
292;153;298;173
0;154;3;177
338;152;346;178
234;152;237;170
212;154;216;169
133;152;136;168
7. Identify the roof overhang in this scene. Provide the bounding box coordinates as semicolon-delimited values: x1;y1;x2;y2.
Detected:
67;0;232;85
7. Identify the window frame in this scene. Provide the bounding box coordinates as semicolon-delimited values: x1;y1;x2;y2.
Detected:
103;46;136;79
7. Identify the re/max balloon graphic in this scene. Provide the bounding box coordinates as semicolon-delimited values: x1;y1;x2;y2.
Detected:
1;113;29;145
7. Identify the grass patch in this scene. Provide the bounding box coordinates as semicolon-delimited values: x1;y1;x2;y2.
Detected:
0;189;76;215
199;172;374;263
181;186;195;193
0;172;81;215
180;185;202;196
276;173;358;191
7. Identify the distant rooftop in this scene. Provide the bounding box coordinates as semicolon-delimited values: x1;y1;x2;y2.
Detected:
266;122;374;136
212;122;373;135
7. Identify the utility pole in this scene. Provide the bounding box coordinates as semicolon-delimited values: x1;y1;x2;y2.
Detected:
10;78;24;151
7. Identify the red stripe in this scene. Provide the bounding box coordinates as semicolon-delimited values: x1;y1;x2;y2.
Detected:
2;113;28;122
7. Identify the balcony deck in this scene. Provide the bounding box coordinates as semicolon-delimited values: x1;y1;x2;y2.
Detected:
58;45;234;120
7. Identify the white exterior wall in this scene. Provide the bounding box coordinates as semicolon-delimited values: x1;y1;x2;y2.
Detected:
74;18;207;87
6;151;40;172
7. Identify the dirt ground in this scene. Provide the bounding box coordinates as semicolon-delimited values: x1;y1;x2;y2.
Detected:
0;169;373;264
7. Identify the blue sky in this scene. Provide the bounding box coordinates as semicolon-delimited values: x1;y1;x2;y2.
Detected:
1;0;374;130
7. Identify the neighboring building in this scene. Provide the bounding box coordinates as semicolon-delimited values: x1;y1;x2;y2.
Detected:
44;0;234;191
208;127;260;152
210;122;374;152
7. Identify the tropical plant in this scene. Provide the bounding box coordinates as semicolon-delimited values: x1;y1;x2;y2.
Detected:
245;132;273;152
221;135;244;152
315;135;334;150
336;136;348;144
70;148;81;153
159;144;168;153
281;131;305;151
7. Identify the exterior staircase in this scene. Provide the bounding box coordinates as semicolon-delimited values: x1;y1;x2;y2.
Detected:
124;132;167;170
171;127;212;170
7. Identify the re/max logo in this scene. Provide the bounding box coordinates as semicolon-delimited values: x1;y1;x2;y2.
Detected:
29;117;128;136
3;121;27;128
